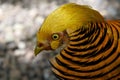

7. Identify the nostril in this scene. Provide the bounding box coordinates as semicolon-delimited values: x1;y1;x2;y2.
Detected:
38;43;44;47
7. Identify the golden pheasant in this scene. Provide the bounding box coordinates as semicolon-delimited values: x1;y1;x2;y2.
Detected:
34;3;120;80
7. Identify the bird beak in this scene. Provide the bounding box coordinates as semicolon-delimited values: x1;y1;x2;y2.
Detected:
34;46;44;56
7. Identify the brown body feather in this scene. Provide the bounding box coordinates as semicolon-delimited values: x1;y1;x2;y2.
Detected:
50;20;120;80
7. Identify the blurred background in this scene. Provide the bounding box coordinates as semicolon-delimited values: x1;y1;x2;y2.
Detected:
0;0;120;80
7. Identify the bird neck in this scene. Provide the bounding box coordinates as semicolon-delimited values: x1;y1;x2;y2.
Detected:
60;21;116;60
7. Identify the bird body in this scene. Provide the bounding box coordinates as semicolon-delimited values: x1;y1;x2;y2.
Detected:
34;3;120;80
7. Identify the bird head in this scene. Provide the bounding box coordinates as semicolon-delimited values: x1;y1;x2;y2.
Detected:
34;3;104;56
34;28;69;56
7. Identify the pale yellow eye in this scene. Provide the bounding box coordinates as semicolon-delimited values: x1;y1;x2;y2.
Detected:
52;33;59;40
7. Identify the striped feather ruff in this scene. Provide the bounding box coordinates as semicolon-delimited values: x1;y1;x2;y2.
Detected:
50;20;120;80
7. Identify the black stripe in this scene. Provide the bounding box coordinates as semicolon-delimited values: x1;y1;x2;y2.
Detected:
67;23;114;59
56;52;119;73
70;23;96;42
71;38;89;45
68;26;107;52
55;53;120;79
61;40;118;66
108;72;120;80
97;24;107;45
51;52;120;79
50;58;89;79
70;23;99;46
111;22;120;40
101;62;120;79
49;60;70;77
52;57;120;79
70;28;94;42
70;26;87;37
52;70;69;80
88;24;99;43
90;27;100;43
88;37;113;57
71;28;86;37
67;45;95;52
88;63;120;79
60;51;89;66
64;48;98;58
111;23;119;39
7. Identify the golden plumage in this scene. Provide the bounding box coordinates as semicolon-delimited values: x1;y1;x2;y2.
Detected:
34;3;120;79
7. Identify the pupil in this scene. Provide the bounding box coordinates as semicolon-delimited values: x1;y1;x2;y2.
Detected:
54;36;57;38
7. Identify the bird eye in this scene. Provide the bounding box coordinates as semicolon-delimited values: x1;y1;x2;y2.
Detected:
52;33;59;40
